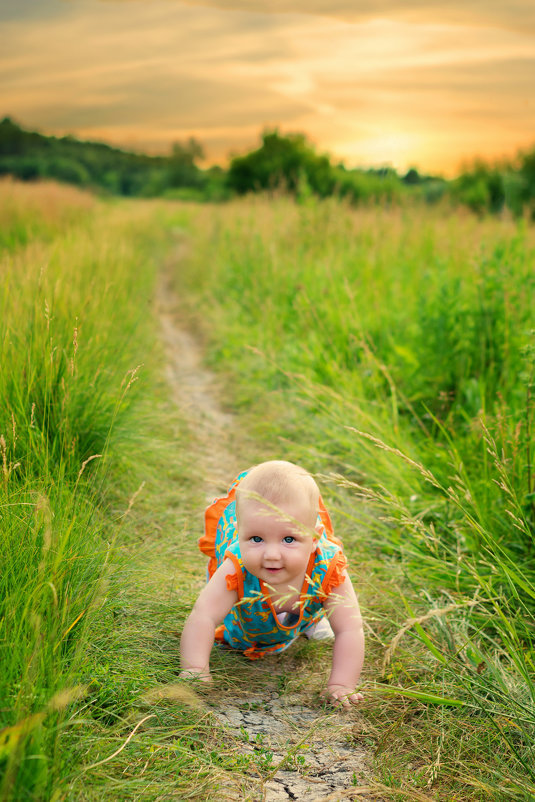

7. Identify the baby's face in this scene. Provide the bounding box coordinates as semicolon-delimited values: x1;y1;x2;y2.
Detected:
238;498;318;588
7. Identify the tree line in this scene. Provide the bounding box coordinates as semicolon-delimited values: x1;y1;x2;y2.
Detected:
1;117;534;216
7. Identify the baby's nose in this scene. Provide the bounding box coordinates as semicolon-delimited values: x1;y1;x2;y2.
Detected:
265;542;281;559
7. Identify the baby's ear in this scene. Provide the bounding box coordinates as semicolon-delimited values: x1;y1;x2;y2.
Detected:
313;517;323;541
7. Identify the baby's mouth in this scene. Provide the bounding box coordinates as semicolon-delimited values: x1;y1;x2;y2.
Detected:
264;566;282;572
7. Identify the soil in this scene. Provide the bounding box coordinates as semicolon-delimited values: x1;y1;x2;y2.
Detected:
157;273;376;801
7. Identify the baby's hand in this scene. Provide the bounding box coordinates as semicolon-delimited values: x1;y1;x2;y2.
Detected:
324;684;364;709
179;668;212;683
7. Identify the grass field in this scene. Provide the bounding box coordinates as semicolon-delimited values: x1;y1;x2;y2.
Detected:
1;179;534;800
173;196;535;799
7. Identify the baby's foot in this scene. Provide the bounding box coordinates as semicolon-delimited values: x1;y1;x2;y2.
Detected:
304;617;334;641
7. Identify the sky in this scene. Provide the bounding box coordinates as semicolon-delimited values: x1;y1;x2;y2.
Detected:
2;0;535;175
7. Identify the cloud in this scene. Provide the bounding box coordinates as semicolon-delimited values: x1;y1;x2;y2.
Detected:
2;0;534;171
0;0;70;22
28;72;310;131
8;0;535;33
157;0;535;34
2;3;312;154
307;56;535;171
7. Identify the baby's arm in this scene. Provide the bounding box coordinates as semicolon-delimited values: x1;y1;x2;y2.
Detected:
323;574;365;708
180;558;238;682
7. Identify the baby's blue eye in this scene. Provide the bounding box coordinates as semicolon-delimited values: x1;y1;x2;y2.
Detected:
283;536;295;543
251;536;263;543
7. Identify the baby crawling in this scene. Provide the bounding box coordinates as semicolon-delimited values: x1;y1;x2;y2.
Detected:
180;460;364;707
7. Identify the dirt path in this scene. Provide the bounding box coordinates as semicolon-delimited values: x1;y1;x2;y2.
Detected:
157;274;374;801
158;273;238;496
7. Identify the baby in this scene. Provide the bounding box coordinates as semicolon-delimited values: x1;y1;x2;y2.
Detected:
180;460;364;707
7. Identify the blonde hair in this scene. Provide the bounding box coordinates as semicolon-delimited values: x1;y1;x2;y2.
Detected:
236;460;319;527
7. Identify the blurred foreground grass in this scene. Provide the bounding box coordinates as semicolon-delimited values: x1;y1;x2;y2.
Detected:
0;180;204;799
0;180;298;802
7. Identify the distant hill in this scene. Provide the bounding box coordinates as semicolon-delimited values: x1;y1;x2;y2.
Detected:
0;117;227;199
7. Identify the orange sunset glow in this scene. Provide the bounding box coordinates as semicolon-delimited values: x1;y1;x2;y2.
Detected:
3;0;535;175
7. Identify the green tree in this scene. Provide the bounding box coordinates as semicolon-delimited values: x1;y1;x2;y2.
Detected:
518;147;535;216
167;137;205;188
227;130;336;197
452;162;505;215
402;167;421;185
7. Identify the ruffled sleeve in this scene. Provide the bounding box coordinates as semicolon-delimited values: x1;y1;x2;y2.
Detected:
322;552;348;596
223;550;244;599
226;571;239;592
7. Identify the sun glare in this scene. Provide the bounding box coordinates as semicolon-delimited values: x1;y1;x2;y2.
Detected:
331;132;422;174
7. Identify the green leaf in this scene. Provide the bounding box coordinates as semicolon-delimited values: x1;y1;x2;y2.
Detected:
373;684;465;706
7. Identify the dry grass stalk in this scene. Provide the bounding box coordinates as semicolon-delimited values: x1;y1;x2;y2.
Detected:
76;453;102;484
82;714;156;772
121;480;146;518
382;598;483;673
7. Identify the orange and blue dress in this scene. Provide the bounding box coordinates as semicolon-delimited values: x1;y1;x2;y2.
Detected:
199;470;348;659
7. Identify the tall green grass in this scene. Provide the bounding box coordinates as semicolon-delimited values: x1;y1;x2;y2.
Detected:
173;196;535;798
1;184;305;802
0;178;95;250
4;182;534;799
0;184;174;799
